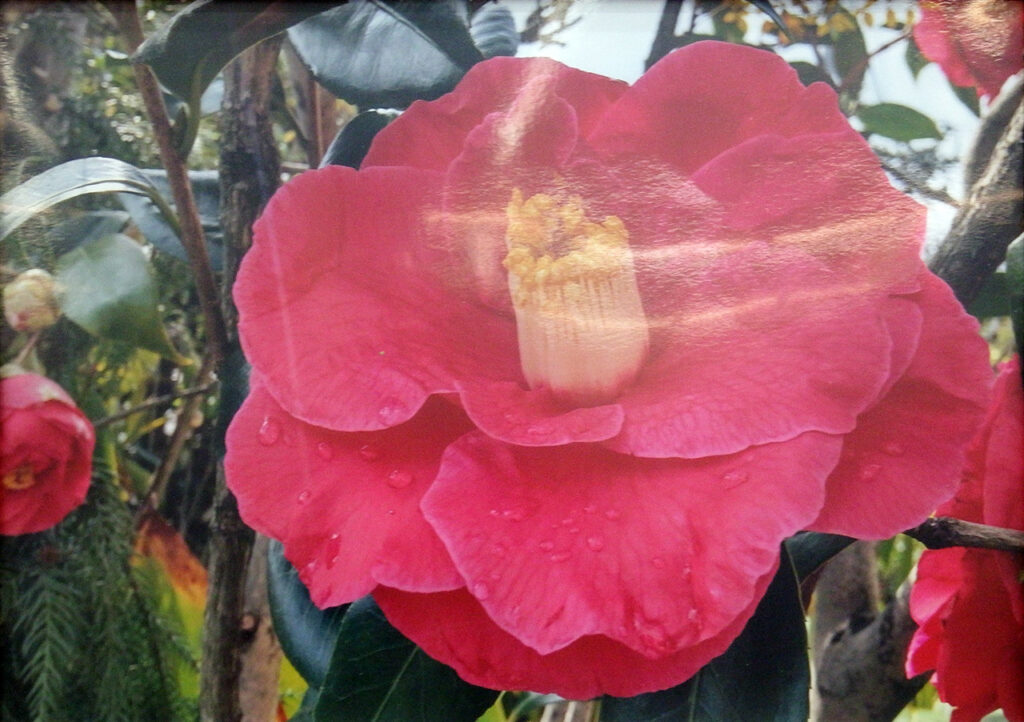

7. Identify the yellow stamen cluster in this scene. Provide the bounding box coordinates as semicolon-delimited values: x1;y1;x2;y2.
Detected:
3;465;36;491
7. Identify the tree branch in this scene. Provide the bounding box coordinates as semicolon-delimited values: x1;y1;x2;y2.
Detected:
904;516;1024;553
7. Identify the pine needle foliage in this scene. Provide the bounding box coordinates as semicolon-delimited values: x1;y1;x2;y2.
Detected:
1;447;198;722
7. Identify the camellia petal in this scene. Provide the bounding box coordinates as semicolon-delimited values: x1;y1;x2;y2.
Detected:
422;431;840;657
225;381;467;606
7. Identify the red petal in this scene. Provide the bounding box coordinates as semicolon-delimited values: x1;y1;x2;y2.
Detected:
810;274;992;537
421;432;838;657
363;57;627;171
588;41;852;175
374;583;767;699
235;165;520;432
225;381;469;607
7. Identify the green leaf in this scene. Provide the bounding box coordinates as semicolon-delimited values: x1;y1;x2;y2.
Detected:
790;61;835;88
55;234;189;363
858;103;942;142
320;110;399;169
1006;233;1024;345
287;0;483;108
905;35;930;79
135;0;335;103
949;80;981;115
601;546;809;722
117;169;224;271
785;531;855;581
830;8;868;97
267;541;348;688
314;596;499;722
967;272;1011;319
47;211;131;256
0;157;179;243
469;3;518;59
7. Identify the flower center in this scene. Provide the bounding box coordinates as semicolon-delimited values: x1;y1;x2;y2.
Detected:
2;465;36;491
503;189;650;405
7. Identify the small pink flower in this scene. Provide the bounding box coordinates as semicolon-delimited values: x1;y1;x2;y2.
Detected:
226;42;992;697
907;356;1024;722
914;0;1023;99
1;373;94;535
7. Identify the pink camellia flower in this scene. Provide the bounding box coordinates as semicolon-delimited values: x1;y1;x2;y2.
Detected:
1;373;94;535
226;42;993;697
914;0;1023;99
906;356;1024;722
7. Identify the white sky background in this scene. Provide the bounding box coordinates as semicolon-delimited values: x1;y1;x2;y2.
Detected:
502;0;989;258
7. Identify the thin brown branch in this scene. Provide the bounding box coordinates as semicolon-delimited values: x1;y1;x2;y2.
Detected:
107;0;227;365
881;159;961;208
94;382;216;428
904;516;1024;553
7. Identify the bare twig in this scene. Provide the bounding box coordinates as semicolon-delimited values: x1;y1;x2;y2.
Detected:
881;159;961;208
94;382;216;428
905;517;1024;553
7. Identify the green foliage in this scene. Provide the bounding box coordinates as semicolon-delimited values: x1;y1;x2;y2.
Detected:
858;103;942;143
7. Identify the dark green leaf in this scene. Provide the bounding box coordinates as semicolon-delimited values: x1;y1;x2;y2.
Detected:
967;272;1011;319
135;0;335;102
1006;233;1024;345
904;35;930;79
949;80;981;115
602;546;809;722
858;103;942;142
314;596;499;722
47;211;131;256
784;532;855;581
0;158;179;242
287;0;482;108
55;234;189;363
267;541;348;688
831;8;868;97
116;169;224;271
470;2;518;58
320;110;399;169
790;61;834;88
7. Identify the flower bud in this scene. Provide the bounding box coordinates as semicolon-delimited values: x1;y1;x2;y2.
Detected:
3;269;61;332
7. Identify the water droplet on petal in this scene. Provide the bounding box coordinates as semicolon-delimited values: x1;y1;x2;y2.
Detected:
859;463;882;481
328;555;339;568
386;469;414;488
883;441;904;456
587;535;605;552
377;400;405;424
538;540;555;552
386;508;396;516
329;533;339;540
604;509;621;521
297;490;311;504
560;517;574;526
472;582;490;600
722;470;749;485
549;551;572;562
358;444;381;461
583;504;598;514
258;417;280;445
489;508;501;517
651;556;666;569
316;442;334;460
687;609;698;621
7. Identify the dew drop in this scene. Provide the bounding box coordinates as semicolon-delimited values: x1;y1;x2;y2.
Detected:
386;508;396;516
568;527;580;534
604;509;621;521
258;417;280;445
687;609;698;622
502;507;528;522
316;442;334;460
722;470;749;485
538;540;555;552
525;424;548;437
883;441;905;456
583;504;598;514
586;535;605;552
297;490;311;504
329;532;339;541
328;555;339;568
560;516;575;526
549;551;572;562
472;582;490;600
859;463;882;481
358;444;381;462
489;508;501;517
386;469;414;488
651;556;666;569
377;400;405;424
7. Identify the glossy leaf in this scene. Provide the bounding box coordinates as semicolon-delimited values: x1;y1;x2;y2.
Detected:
470;2;518;59
905;36;930;79
858;103;941;142
790;61;834;88
602;547;809;722
949;80;981;115
830;8;868;97
47;211;131;256
320;110;399;169
1006;234;1023;345
967;272;1011;319
267;540;348;688
287;0;483;109
0;157;178;242
314;596;499;722
55;234;190;363
117;169;224;271
784;531;855;581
